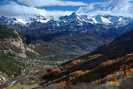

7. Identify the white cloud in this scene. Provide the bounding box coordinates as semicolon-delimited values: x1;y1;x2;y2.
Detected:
2;0;132;19
0;2;73;19
17;0;87;7
0;2;47;17
46;10;73;19
77;0;133;18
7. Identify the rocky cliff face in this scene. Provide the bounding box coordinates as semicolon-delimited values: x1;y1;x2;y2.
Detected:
0;37;27;58
0;25;39;81
0;25;39;59
0;25;27;58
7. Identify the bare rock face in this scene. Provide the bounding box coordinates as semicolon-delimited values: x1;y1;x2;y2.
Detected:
10;37;27;58
0;24;35;58
0;37;27;58
0;72;7;85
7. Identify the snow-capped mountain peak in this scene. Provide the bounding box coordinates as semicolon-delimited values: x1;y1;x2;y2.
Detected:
101;16;112;24
14;18;28;25
91;17;98;24
0;12;132;30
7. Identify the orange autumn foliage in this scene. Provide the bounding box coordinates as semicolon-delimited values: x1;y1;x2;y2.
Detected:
51;67;61;73
72;60;80;65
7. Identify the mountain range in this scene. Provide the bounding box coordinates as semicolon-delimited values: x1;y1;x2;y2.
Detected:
1;12;133;61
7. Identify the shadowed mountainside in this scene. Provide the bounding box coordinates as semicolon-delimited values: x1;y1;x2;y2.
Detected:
40;29;133;87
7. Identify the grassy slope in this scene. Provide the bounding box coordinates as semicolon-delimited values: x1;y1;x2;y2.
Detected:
0;56;24;76
0;25;18;39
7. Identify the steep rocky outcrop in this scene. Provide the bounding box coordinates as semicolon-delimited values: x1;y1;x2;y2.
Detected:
0;25;39;80
0;37;27;58
0;25;27;58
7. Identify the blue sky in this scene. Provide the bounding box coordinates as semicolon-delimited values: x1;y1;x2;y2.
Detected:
0;0;133;18
0;0;108;10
